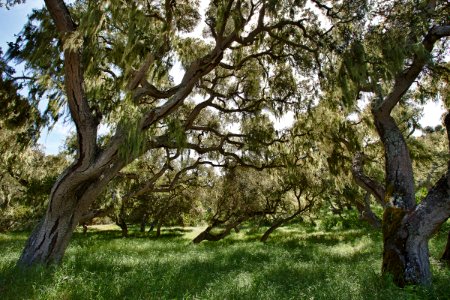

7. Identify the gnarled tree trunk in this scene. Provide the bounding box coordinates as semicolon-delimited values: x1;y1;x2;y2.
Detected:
350;23;450;286
373;110;450;286
17;153;125;267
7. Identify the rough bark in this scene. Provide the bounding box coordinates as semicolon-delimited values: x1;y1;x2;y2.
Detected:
370;24;450;286
17;157;125;267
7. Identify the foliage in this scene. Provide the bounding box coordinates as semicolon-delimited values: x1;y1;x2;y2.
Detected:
0;147;68;231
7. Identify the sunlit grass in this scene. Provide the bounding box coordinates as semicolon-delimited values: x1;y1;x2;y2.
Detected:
0;223;449;299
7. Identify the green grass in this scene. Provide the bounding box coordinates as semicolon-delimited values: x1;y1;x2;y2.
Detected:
0;224;449;300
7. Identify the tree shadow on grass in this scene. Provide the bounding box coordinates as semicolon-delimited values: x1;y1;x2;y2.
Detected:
0;264;60;300
1;227;447;299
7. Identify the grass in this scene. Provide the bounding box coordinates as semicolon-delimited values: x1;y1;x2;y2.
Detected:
0;223;449;300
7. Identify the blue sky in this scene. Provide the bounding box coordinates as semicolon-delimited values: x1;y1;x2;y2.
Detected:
0;1;445;155
1;1;73;155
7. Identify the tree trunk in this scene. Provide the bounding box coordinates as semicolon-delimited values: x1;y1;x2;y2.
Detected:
372;100;450;285
116;218;128;238
381;207;428;286
18;206;79;267
156;222;162;238
440;230;450;265
260;220;283;243
380;168;450;286
17;151;125;267
140;214;147;233
193;216;248;244
148;222;155;233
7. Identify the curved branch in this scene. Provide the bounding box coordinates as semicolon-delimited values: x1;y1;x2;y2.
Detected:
351;152;386;206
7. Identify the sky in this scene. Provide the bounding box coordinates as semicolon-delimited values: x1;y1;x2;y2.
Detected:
0;1;445;155
1;0;71;155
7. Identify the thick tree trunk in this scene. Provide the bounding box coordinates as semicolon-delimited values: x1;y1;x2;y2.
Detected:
17;150;125;267
18;203;80;266
381;207;431;286
116;218;128;238
441;231;450;265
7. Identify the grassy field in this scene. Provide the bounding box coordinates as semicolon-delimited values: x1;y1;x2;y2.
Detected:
0;223;449;300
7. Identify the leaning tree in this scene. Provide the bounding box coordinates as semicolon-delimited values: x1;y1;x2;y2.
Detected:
7;0;345;266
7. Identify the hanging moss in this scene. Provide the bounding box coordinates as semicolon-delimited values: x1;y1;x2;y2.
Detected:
117;103;148;163
166;118;187;149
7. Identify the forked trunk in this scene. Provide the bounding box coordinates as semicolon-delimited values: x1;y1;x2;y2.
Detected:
372;105;450;285
381;207;431;286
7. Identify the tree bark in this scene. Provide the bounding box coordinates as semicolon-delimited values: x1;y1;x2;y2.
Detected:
17;156;125;267
17;0;274;267
365;23;450;286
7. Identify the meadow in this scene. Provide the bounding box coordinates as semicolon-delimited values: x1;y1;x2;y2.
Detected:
0;223;449;300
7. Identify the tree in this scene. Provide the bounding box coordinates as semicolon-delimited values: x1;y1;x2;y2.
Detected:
193;167;282;243
10;0;339;266
326;1;450;285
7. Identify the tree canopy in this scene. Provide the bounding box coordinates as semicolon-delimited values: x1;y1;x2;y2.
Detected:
0;0;449;288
